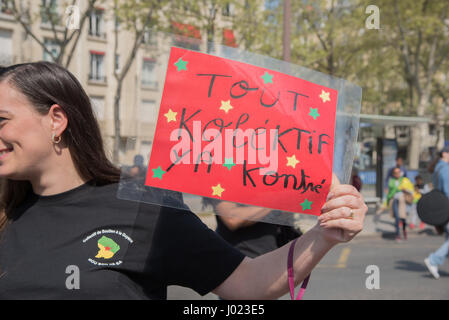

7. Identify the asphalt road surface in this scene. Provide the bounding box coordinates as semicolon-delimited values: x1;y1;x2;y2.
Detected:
168;229;449;300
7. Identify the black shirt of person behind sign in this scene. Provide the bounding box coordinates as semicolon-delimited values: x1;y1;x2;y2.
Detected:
216;215;279;258
0;181;245;299
203;198;279;258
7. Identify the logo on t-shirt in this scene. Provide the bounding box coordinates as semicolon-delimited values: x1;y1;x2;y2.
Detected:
83;229;133;266
95;236;120;259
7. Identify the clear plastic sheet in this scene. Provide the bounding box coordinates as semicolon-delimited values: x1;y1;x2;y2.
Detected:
117;33;362;227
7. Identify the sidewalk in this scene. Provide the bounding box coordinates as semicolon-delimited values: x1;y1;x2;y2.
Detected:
294;206;434;237
198;206;436;238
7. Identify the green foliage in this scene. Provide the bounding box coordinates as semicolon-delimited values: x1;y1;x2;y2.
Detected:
102;0;449;118
226;0;448;118
114;0;165;31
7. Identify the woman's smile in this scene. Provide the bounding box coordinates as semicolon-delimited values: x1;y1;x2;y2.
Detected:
0;146;13;160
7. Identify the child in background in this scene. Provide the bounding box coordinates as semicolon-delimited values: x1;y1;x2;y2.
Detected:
409;175;429;229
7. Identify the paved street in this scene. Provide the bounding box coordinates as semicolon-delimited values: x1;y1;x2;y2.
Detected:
300;232;449;299
168;211;449;300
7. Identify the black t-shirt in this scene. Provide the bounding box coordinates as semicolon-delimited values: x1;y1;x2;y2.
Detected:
206;198;279;258
215;216;279;258
0;181;245;299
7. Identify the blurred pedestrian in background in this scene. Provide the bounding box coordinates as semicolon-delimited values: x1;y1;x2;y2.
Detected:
386;167;414;241
385;156;408;189
127;154;146;179
424;147;449;279
409;175;429;230
351;166;362;192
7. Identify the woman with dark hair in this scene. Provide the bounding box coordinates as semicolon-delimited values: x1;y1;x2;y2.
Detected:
0;62;367;299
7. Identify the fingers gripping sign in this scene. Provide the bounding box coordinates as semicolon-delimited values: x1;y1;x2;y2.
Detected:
317;174;367;243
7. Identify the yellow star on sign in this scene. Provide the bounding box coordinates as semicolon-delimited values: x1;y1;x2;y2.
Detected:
319;90;331;103
219;100;233;113
286;154;300;169
211;183;225;197
164;108;177;123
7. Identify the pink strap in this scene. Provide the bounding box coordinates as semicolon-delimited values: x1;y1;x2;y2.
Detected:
288;238;310;300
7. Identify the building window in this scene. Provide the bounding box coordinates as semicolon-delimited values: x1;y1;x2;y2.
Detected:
119;136;135;160
139;100;157;123
141;59;157;89
222;2;234;17
0;0;13;14
142;29;157;46
43;38;60;62
140;141;152;164
0;29;13;65
89;9;105;38
90;96;105;121
89;51;106;82
41;0;59;25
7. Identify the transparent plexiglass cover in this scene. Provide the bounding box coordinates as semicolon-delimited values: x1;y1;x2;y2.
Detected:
117;32;362;227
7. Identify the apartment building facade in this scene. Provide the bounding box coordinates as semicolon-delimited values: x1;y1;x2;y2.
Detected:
0;0;236;167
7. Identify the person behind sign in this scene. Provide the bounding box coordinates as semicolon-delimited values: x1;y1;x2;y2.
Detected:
202;199;301;259
0;62;367;299
201;199;301;300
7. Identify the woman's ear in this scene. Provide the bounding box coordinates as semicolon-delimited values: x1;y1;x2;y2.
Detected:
48;104;68;137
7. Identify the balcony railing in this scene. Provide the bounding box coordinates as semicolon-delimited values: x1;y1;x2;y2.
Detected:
141;80;158;90
88;74;107;84
0;2;13;15
88;30;107;40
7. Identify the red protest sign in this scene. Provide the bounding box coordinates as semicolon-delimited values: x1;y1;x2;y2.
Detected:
145;47;338;215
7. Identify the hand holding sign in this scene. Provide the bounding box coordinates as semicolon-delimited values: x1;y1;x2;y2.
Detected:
317;176;367;244
145;47;339;216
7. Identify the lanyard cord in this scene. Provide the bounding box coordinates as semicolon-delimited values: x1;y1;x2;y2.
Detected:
287;238;311;300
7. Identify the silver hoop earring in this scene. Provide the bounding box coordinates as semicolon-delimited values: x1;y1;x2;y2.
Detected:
52;133;62;144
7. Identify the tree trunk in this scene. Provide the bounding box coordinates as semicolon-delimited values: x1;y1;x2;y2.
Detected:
408;93;430;169
282;0;291;62
408;125;424;169
113;82;123;164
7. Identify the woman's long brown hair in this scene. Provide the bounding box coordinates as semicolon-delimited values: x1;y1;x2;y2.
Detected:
0;62;121;232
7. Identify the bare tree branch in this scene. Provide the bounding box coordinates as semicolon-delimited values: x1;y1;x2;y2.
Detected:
64;0;98;67
10;0;98;67
10;0;56;61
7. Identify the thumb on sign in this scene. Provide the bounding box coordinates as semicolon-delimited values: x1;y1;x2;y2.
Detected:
318;173;366;244
331;173;341;190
